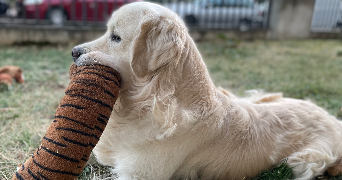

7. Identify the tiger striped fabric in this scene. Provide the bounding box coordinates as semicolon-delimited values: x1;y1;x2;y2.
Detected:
13;64;121;180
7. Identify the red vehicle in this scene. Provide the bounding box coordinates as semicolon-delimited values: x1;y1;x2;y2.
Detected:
22;0;141;24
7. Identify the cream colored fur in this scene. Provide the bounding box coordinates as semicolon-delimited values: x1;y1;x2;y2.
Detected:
73;2;342;180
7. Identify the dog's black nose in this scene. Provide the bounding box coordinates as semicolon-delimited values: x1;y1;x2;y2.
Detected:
72;47;83;61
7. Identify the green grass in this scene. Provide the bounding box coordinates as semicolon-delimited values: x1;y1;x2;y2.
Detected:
253;159;294;180
1;40;342;179
0;45;72;179
199;39;342;118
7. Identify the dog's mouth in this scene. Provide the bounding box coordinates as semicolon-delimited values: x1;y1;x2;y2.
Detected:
74;53;101;67
73;57;79;63
72;47;91;63
73;54;87;66
72;52;84;63
72;50;82;62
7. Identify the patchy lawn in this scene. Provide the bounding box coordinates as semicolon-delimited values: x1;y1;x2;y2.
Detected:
1;39;341;179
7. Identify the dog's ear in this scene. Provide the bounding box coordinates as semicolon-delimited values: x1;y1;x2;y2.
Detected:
130;14;186;79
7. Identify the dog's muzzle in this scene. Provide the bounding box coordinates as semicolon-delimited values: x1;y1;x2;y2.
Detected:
72;47;83;62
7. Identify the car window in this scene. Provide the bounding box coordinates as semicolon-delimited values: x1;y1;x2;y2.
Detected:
194;0;253;7
211;0;223;6
194;0;222;7
223;0;254;7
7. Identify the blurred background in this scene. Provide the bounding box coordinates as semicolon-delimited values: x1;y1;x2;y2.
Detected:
0;0;341;43
1;0;342;179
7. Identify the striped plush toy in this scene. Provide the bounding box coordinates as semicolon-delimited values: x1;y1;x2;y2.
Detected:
13;64;121;180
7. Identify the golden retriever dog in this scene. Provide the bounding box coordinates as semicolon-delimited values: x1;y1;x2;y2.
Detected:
72;2;342;179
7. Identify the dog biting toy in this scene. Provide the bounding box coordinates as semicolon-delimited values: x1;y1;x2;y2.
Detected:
12;64;121;180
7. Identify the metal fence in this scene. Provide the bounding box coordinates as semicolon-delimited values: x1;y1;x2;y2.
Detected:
0;0;271;31
311;0;342;32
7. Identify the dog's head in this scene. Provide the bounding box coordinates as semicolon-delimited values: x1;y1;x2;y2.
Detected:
72;2;187;88
72;2;221;138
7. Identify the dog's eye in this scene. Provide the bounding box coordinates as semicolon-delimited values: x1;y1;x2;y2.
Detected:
111;34;121;42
